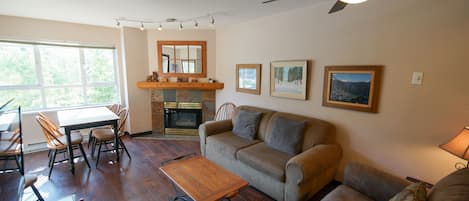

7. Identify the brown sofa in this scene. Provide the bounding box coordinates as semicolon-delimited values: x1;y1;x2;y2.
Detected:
199;105;342;201
321;162;469;201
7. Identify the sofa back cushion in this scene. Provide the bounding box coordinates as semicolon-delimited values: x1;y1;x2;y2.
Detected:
427;168;469;201
265;112;335;152
232;106;275;140
232;109;262;140
266;116;306;155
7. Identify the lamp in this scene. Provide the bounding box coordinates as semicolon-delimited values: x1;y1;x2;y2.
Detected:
440;126;469;168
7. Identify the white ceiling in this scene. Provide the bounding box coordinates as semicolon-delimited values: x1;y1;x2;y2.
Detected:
0;0;330;29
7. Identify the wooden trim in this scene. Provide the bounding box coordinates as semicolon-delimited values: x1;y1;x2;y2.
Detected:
136;81;224;90
236;64;261;95
322;65;383;113
157;41;207;78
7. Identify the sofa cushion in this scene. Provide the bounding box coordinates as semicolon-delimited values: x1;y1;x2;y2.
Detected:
389;182;426;201
321;185;374;201
266;116;306;155
206;131;261;160
232;109;262;140
232;106;276;141
237;142;292;181
428;168;469;201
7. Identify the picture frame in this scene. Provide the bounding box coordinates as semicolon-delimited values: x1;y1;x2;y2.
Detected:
270;60;308;100
236;64;261;95
322;65;383;113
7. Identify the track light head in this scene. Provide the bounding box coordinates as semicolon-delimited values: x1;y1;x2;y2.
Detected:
194;20;199;28
140;23;145;31
116;20;120;27
210;16;215;26
158;24;163;31
179;23;183;30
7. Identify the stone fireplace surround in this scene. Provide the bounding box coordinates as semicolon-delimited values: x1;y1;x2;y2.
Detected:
151;89;215;135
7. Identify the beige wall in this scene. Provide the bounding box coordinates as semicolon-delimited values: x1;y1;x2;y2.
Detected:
146;29;217;79
215;0;469;183
0;15;124;148
120;27;152;134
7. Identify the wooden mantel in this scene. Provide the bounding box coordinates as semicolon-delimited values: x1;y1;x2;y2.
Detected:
136;81;224;90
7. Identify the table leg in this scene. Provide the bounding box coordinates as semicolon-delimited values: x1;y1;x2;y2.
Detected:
65;127;75;174
113;120;120;162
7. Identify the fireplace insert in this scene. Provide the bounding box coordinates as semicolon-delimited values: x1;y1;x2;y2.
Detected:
164;102;202;135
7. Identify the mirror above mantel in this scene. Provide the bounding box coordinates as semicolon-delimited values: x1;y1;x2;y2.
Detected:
157;40;207;78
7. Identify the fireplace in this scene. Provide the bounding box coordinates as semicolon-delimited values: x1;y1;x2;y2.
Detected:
164;102;202;135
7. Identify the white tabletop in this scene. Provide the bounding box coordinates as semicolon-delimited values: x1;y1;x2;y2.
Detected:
57;107;119;127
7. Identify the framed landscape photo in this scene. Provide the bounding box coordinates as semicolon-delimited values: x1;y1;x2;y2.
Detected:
322;65;383;113
236;64;261;95
270;60;308;100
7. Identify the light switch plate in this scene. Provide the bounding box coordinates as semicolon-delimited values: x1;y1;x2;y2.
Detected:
411;72;424;85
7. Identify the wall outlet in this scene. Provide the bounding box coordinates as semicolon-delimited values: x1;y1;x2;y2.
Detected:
411;72;424;85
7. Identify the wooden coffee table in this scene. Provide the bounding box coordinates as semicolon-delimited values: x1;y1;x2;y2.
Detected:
160;155;248;201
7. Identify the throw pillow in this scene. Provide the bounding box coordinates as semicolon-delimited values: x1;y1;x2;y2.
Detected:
232;110;262;140
266;117;306;155
389;182;427;201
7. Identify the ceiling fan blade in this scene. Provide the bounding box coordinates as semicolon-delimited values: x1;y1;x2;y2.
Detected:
328;0;348;14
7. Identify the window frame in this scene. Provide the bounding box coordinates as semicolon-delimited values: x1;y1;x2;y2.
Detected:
0;41;121;112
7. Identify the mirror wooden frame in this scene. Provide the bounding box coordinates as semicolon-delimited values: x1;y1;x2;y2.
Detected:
157;40;207;78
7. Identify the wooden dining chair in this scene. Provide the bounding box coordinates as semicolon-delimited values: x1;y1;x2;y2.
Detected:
0;131;23;174
35;115;91;178
214;102;236;121
88;104;123;148
90;107;130;167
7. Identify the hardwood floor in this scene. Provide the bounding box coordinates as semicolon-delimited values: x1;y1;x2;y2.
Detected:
21;137;337;201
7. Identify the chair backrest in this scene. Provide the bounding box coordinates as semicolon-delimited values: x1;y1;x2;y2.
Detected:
108;104;123;115
214;102;236;121
35;115;64;147
37;112;62;137
116;108;129;134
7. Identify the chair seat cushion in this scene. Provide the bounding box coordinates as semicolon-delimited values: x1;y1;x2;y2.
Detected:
0;141;21;156
50;132;83;149
320;185;374;201
93;128;116;141
236;142;292;181
206;132;261;160
24;174;38;188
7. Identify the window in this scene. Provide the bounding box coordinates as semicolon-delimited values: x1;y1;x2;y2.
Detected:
0;41;119;111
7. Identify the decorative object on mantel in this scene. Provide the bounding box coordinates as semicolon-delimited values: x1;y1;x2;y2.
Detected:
208;78;217;83
152;72;159;81
440;126;469;169
270;60;308;100
178;77;189;82
160;77;168;82
114;13;218;30
189;77;198;83
236;64;261;95
136;81;224;90
322;65;383;113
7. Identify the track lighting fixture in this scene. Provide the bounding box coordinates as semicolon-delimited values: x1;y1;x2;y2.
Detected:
115;13;217;30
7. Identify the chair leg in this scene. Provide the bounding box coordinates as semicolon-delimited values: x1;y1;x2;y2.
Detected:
48;150;57;178
119;139;131;159
30;184;45;201
78;144;91;169
96;142;103;168
87;130;93;148
91;137;97;158
14;155;21;173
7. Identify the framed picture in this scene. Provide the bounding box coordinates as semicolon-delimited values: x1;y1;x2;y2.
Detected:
236;64;261;95
322;65;383;113
270;60;308;100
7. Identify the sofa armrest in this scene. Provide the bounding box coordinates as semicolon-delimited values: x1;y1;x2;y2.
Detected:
286;144;342;185
198;119;233;155
343;162;410;201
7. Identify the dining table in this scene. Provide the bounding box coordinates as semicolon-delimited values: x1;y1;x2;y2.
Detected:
57;107;119;174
